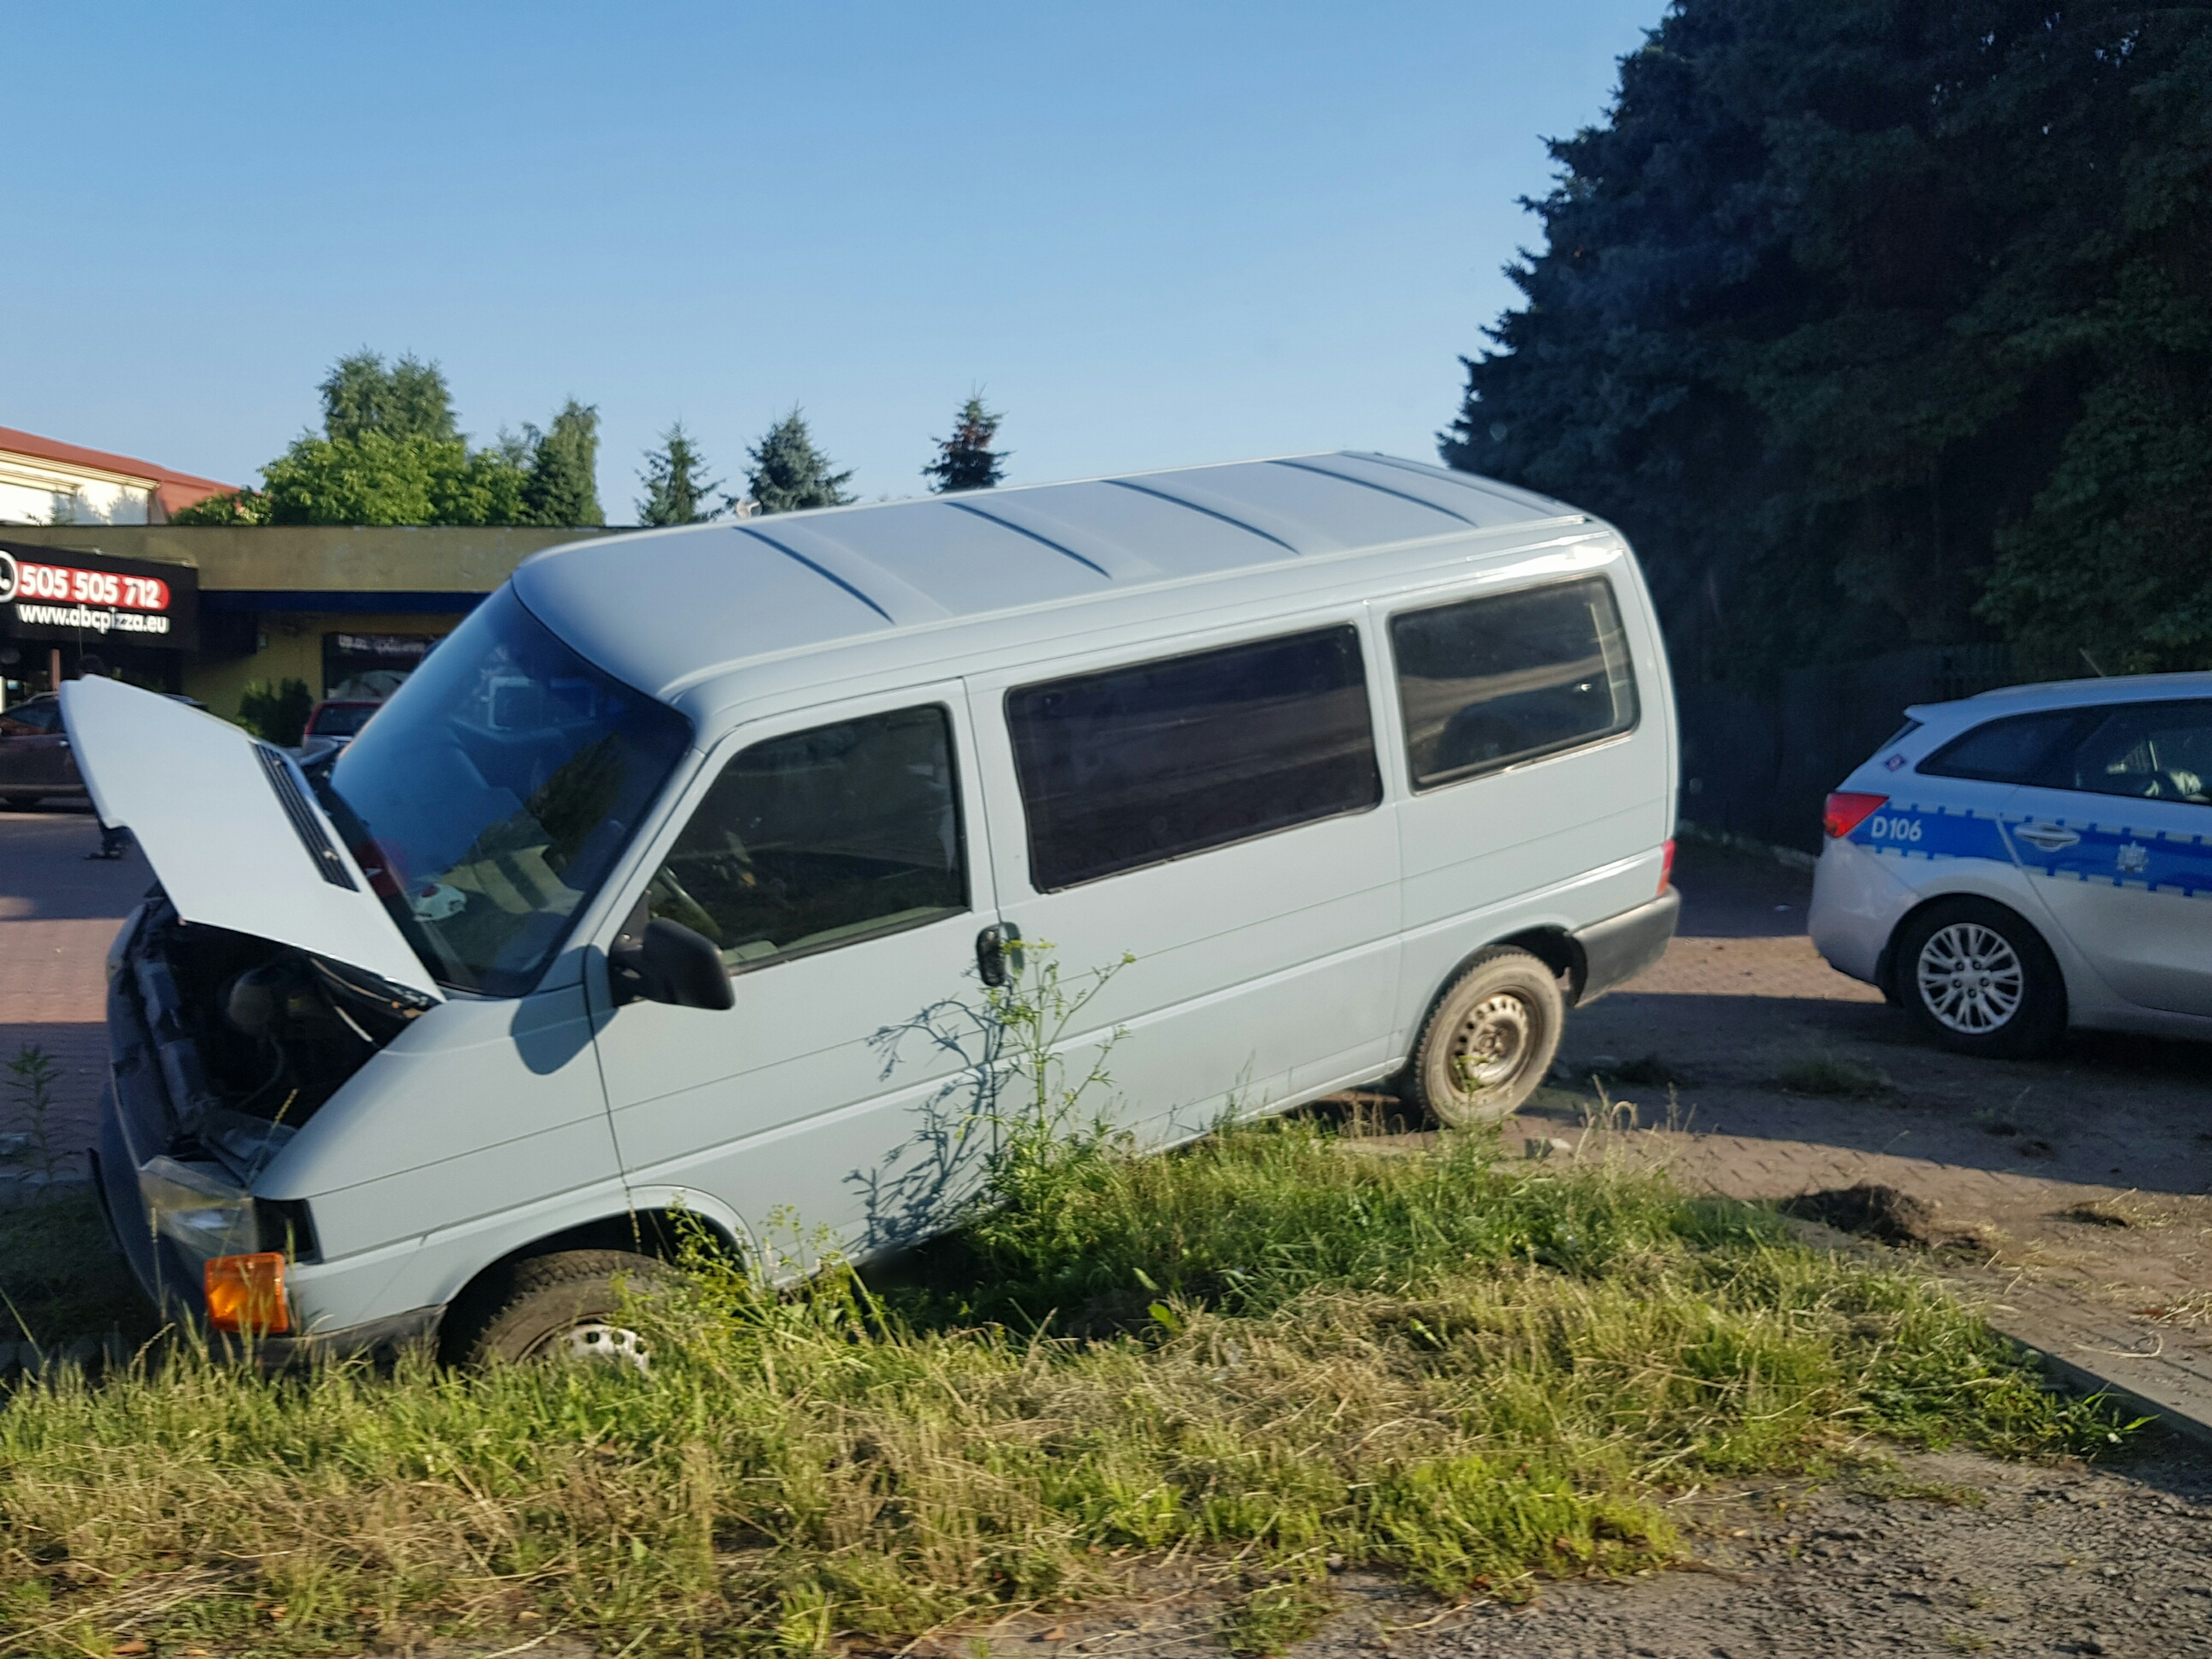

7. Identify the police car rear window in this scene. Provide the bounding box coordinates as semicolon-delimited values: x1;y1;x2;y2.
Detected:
1918;710;2089;785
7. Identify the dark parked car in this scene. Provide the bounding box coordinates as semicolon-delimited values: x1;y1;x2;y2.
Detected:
0;695;85;808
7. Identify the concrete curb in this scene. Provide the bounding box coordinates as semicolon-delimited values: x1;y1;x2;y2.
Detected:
1775;1215;2212;1446
1970;1278;2212;1449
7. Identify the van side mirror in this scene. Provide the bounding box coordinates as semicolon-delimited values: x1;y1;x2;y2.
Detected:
610;916;735;1010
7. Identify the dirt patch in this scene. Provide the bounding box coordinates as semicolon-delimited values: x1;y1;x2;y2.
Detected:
904;1441;2212;1659
1782;1183;1944;1247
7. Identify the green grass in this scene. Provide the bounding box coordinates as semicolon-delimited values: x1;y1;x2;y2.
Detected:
0;1196;159;1353
0;1119;2122;1659
1773;1053;1896;1100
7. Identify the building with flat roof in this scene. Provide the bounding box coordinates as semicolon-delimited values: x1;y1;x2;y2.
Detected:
1;525;611;716
0;427;236;527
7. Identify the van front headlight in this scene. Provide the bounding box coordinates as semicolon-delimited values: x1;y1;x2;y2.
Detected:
137;1155;258;1268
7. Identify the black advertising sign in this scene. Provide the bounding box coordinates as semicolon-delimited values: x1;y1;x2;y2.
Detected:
0;540;199;651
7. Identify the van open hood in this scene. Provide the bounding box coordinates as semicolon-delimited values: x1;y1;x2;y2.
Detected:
61;677;443;1002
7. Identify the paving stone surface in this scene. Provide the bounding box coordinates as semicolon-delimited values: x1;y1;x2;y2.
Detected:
0;804;146;1185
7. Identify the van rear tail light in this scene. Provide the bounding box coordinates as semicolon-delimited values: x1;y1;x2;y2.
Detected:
1823;792;1887;840
1659;838;1675;893
205;1251;290;1334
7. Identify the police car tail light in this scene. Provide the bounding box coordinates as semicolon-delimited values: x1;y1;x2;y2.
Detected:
1823;791;1887;840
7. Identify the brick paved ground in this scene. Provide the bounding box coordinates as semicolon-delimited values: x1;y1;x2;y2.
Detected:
1500;838;2212;1382
0;804;147;1185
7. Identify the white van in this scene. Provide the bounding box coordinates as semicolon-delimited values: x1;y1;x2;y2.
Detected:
68;453;1678;1363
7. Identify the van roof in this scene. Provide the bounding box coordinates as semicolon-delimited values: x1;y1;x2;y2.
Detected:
514;452;1588;707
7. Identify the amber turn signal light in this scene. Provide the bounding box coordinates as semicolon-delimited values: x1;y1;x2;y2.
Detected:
205;1251;290;1335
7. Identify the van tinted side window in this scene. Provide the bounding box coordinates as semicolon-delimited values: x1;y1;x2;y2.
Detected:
646;704;966;970
1006;625;1381;891
1390;576;1639;790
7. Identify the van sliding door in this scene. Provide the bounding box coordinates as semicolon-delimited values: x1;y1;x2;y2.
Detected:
965;617;1402;1143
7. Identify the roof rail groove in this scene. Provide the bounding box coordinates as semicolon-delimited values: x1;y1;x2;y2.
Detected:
736;527;897;625
944;500;1112;579
952;497;1165;579
1114;474;1349;554
1343;451;1568;517
742;521;954;624
1266;457;1479;525
1102;478;1305;556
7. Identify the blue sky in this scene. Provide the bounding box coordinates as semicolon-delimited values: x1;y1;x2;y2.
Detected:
9;3;1655;518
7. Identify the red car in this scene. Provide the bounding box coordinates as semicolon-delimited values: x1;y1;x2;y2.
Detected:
298;699;382;757
0;694;82;809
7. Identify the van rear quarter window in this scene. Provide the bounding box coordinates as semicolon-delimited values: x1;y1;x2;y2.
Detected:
1390;576;1638;790
645;704;968;968
1006;624;1381;891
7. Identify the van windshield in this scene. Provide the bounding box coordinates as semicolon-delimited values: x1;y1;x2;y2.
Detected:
319;587;691;996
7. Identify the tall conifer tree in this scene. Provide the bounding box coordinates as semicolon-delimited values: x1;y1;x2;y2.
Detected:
637;422;723;526
523;399;604;526
1443;0;2212;676
742;409;855;515
922;393;1007;493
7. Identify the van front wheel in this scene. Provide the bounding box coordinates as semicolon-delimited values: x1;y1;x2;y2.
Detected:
441;1249;671;1372
1407;946;1565;1127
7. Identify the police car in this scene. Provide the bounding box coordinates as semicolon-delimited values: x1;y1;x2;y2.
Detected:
1809;673;2212;1057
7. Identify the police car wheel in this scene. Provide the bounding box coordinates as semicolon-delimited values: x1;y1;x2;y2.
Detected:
1407;946;1565;1126
1896;898;2065;1059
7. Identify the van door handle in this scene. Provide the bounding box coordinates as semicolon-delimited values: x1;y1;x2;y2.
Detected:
976;923;1021;988
2013;822;2080;852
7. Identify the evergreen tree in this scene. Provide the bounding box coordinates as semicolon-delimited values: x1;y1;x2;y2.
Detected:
319;350;458;444
922;392;1007;493
1443;0;2212;677
742;408;854;515
523;399;605;527
637;421;723;526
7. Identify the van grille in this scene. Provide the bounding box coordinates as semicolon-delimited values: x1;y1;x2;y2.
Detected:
253;743;358;890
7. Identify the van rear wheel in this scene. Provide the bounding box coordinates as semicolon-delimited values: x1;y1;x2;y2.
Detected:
441;1249;671;1371
1407;946;1565;1127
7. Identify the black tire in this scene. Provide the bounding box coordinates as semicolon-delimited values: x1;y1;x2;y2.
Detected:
1894;897;2066;1059
439;1249;671;1370
1404;946;1566;1127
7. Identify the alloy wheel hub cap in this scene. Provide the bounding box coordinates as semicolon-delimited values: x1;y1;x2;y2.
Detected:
1916;923;2025;1034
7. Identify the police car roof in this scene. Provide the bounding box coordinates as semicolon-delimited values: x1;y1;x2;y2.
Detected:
1906;671;2212;727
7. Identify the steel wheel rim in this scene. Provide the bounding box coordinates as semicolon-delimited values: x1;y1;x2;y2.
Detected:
1916;922;2025;1034
1448;991;1535;1093
535;1321;651;1374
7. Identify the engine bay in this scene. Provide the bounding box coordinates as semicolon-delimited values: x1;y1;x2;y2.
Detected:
128;893;425;1146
